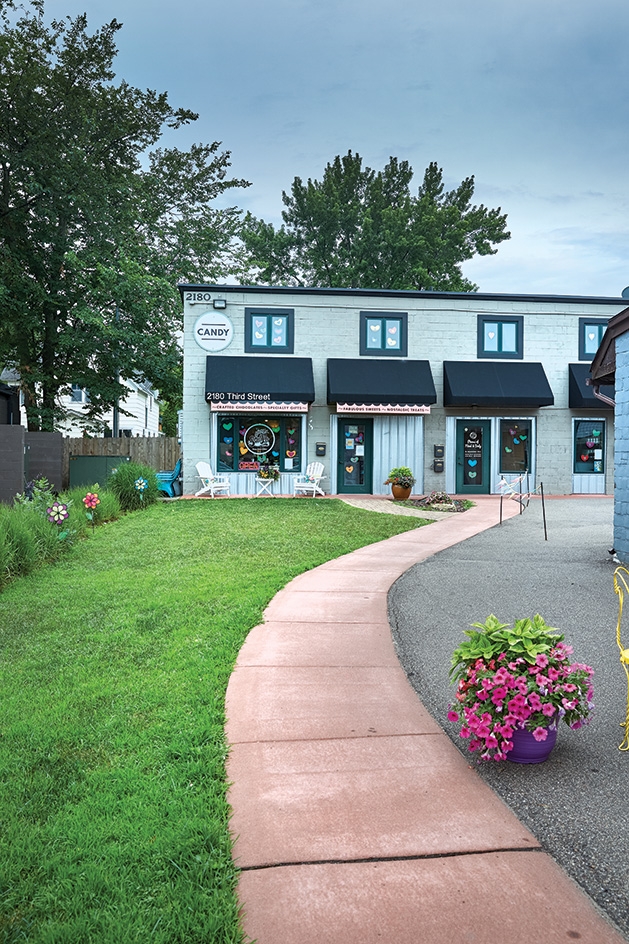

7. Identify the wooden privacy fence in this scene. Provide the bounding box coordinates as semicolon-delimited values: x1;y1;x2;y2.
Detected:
62;437;181;488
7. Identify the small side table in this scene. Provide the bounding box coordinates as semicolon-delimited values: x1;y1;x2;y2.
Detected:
255;477;275;497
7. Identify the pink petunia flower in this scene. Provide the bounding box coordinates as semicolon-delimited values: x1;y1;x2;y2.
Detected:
532;727;548;741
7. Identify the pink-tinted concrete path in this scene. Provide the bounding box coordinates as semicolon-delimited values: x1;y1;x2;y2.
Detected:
225;498;626;944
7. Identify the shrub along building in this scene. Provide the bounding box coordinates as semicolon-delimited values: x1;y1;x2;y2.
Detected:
180;285;626;498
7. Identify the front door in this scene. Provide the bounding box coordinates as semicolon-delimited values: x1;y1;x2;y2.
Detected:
456;420;491;494
337;418;373;493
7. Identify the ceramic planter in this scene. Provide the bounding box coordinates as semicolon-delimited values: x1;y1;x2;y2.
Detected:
391;484;412;502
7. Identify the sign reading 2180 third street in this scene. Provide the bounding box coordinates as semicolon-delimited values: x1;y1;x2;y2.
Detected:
193;311;234;352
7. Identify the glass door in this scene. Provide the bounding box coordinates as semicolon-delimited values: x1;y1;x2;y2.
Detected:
456;420;491;494
337;418;373;493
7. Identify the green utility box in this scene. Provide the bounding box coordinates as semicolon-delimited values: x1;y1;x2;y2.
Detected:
69;455;130;489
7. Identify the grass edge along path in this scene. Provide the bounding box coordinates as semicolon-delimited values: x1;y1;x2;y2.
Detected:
0;499;431;944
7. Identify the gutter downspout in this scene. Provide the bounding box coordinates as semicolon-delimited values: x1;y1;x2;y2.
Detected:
586;378;616;408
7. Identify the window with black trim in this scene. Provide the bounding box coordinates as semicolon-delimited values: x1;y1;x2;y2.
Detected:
360;312;407;356
579;318;607;361
477;315;523;359
245;308;294;353
573;419;605;474
499;420;531;473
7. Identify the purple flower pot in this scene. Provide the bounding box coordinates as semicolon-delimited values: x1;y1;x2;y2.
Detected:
507;725;557;764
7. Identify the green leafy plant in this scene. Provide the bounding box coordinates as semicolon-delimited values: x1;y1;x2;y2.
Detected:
384;466;416;488
14;476;57;513
450;614;562;680
108;462;160;511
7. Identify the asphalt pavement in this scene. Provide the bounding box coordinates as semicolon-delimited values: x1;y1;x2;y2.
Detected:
389;496;629;939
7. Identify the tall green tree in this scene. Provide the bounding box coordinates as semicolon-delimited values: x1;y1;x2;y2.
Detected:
0;0;248;430
242;151;510;292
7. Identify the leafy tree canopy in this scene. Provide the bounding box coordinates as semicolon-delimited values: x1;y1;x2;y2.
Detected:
242;151;510;292
0;0;249;430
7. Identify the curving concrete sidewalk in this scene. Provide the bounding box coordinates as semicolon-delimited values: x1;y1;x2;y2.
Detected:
225;498;627;944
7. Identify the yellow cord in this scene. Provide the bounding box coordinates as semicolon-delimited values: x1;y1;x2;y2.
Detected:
612;566;629;750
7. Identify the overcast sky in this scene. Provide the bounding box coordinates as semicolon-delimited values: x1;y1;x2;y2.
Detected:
44;0;629;298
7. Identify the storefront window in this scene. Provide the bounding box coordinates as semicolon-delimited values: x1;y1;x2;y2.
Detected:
574;420;605;474
500;421;531;473
218;415;301;473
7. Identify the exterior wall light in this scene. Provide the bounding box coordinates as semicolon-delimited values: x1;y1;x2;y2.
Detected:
213;298;227;309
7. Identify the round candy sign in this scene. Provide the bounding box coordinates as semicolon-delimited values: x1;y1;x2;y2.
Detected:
193;311;234;352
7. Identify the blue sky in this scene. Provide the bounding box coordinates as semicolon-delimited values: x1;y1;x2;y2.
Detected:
44;0;629;297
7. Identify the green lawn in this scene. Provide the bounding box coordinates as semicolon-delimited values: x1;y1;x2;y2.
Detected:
0;499;429;944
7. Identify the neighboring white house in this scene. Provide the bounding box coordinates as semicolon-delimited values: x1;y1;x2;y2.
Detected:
179;285;627;498
0;370;162;437
57;378;161;437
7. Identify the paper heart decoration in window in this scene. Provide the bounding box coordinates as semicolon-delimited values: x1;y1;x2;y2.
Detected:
468;471;477;478
255;331;264;339
513;437;520;444
274;318;284;326
592;429;601;436
488;332;495;340
287;428;296;434
287;450;296;458
225;449;232;457
589;332;596;341
386;338;397;346
468;459;477;467
255;319;264;327
271;451;279;457
580;454;589;462
273;336;282;343
586;439;596;447
270;424;280;432
288;437;295;444
223;437;233;444
509;428;516;435
346;465;354;473
505;447;513;453
222;422;233;430
370;324;380;331
519;434;527;441
239;443;248;455
388;326;397;334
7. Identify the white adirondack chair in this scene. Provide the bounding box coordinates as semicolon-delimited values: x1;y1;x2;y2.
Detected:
293;461;326;497
195;461;231;498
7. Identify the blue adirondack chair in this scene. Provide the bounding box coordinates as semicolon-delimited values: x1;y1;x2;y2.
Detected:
156;457;182;498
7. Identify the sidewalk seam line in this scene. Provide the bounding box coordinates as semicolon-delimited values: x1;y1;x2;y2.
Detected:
237;845;544;872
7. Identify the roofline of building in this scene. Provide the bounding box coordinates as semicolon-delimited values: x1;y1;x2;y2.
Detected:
590;306;629;385
178;283;628;306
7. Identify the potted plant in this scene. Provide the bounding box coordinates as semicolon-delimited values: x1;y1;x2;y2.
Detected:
447;614;594;763
258;462;280;482
384;466;416;501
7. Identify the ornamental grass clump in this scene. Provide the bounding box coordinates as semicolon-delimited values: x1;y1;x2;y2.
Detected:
107;461;159;511
448;614;594;762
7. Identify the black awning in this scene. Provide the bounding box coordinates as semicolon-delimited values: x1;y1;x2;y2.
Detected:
327;359;436;406
443;361;554;407
569;363;614;409
205;356;315;405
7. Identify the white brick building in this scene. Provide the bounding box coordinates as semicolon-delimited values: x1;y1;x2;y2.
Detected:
180;285;626;497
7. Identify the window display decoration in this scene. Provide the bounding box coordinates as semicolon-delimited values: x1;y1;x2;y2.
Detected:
500;421;530;474
219;415;301;473
574;420;605;474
